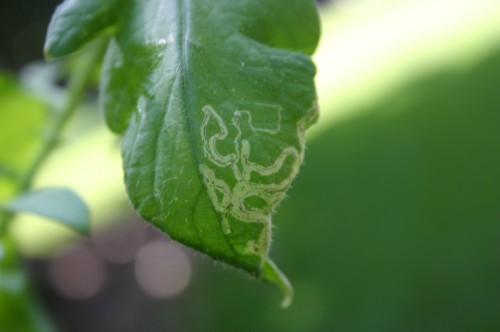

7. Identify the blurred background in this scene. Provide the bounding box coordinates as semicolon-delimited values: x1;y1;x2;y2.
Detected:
1;0;500;331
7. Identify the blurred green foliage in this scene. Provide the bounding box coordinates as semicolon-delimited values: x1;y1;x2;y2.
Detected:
0;74;47;200
187;45;500;332
0;74;55;332
0;235;54;332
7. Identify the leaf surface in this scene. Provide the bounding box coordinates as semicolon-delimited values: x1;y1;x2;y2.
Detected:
46;0;320;304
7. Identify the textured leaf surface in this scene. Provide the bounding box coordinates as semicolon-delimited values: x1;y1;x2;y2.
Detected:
1;188;90;235
46;0;320;303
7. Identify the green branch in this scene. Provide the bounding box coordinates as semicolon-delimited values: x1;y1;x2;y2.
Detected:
19;39;107;191
0;39;107;236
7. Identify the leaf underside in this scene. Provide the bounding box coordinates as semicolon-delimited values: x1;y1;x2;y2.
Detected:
45;0;320;305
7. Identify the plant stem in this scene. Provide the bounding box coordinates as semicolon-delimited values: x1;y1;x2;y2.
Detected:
19;39;108;192
0;39;108;236
0;212;10;236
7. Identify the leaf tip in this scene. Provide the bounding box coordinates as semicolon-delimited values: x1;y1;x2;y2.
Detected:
280;286;294;309
43;38;65;60
263;258;294;308
43;35;61;60
43;47;55;61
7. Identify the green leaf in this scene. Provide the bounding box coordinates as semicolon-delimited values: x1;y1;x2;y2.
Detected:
1;188;90;235
44;0;122;59
45;0;320;302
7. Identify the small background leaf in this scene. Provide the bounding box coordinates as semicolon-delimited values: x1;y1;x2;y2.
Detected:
44;0;121;59
1;188;90;235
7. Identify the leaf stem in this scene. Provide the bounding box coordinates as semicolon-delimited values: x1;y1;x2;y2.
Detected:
0;212;10;236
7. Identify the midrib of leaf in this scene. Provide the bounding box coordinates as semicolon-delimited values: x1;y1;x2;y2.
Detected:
176;0;243;259
178;0;199;185
148;66;181;217
132;0;212;251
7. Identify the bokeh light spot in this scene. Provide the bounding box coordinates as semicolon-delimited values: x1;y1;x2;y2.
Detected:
135;240;191;298
48;245;107;300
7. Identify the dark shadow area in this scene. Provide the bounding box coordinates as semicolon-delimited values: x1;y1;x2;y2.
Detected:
188;46;500;332
0;0;60;72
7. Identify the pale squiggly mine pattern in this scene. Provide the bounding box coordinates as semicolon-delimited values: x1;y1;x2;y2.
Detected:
199;103;317;254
